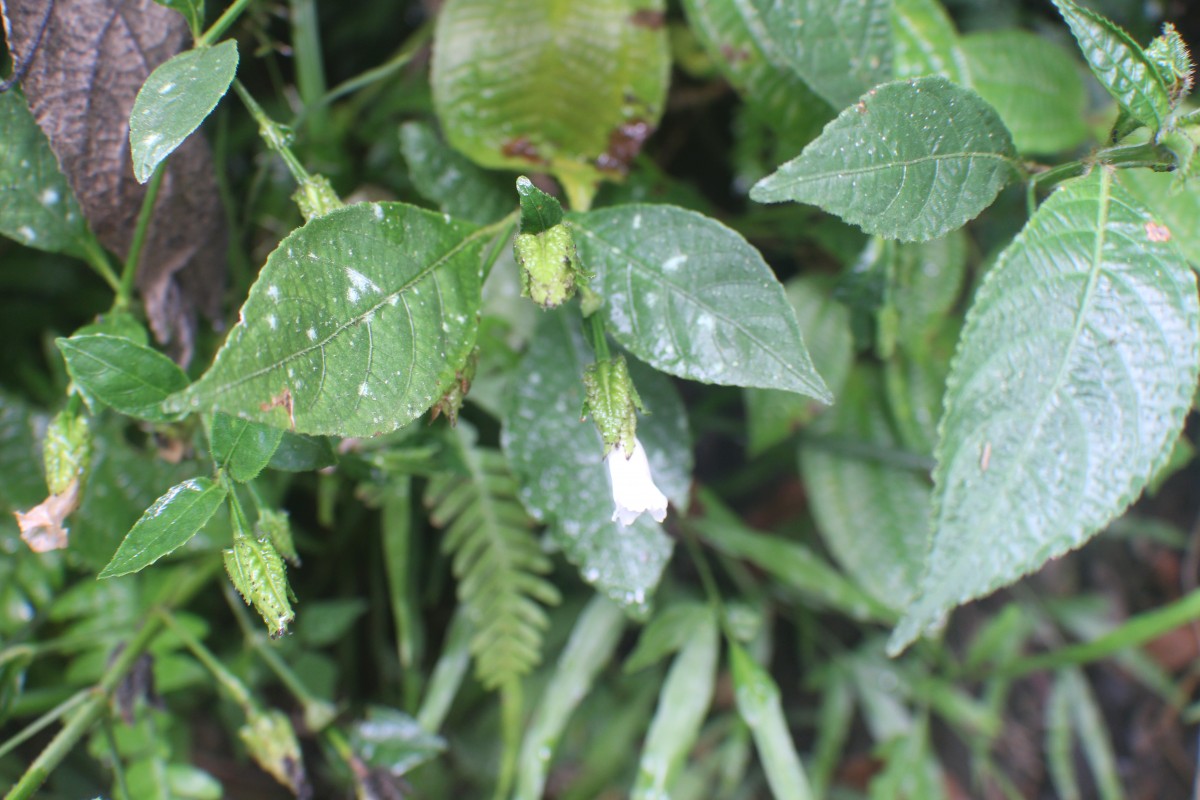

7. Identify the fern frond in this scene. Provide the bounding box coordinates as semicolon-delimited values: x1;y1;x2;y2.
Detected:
425;423;560;690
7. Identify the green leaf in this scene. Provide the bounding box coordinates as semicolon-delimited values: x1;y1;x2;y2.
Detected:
168;203;486;437
399;121;513;224
129;40;239;183
800;368;930;612
209;412;284;483
1051;0;1171;132
514;596;625;800
889;231;969;347
890;169;1200;654
267;432;337;472
680;0;833;150
632;611;718;800
729;641;815;800
98;478;228;578
572;204;831;400
348;706;446;776
431;0;669;206
963;30;1090;155
516;176;564;235
502;310;691;612
752;77;1019;242
57;334;189;421
425;422;560;689
690;489;893;622
152;0;205;36
749;0;892;110
891;0;969;84
1120;167;1200;267
744;276;853;454
0;89;92;258
624;601;712;672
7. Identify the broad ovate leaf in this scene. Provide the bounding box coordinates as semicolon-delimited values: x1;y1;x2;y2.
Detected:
98;477;228;578
0;89;92;258
571;204;831;400
680;0;833;151
964;30;1089;155
800;368;930;612
431;0;669;207
891;0;968;84
502;310;691;613
749;0;892;110
130;40;239;183
890;168;1200;653
751;77;1020;242
210;412;284;483
1051;0;1171;132
169;203;485;437
57;334;189;421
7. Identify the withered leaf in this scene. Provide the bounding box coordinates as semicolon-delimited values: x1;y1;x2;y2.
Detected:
2;0;226;363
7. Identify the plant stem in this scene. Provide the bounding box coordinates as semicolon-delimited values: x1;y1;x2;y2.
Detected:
289;0;329;141
584;312;610;361
117;163;165;311
315;21;433;111
80;236;121;295
196;0;254;47
1006;587;1200;677
478;214;518;283
233;80;314;187
0;689;89;761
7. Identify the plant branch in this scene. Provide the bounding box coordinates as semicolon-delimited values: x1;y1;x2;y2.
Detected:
196;0;254;47
117;162;165;311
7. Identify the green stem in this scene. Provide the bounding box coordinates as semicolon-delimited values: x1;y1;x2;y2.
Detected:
79;236;121;295
478;214;518;283
196;0;254;47
118;163;166;310
494;679;523;800
0;689;89;761
233;80;313;187
1005;587;1200;677
289;0;328;140
584;312;611;362
315;21;433;111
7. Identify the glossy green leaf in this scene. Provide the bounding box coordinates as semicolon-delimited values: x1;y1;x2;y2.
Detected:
729;641;815;800
57;334;189;421
680;0;832;151
514;596;625;800
890;169;1200;654
572;204;831;400
169;203;486;437
130;40;238;183
690;489;892;622
348;706;446;776
502;310;690;611
964;30;1089;155
267;432;337;472
516;176;564;235
800;368;930;612
0;89;92;258
744;276;853;454
749;0;892;110
98;478;227;578
891;0;968;84
751;77;1020;242
1120;167;1200;267
432;0;669;206
399;121;513;224
209;412;284;483
1052;0;1171;132
632;611;718;799
153;0;204;36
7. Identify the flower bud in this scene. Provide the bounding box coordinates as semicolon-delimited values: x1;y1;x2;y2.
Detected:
581;355;644;456
256;508;300;567
239;707;309;797
224;533;295;638
514;223;588;308
43;409;91;497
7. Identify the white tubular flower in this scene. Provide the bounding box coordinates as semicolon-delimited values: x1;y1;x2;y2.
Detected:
606;437;668;527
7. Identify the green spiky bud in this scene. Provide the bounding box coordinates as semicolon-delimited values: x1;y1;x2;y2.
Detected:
293;175;344;221
256;508;300;567
581;355;645;456
224;533;295;638
1147;23;1194;104
514;223;589;308
43;409;91;496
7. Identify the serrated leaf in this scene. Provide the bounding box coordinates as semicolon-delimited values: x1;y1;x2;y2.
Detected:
744;275;854;453
1120;167;1200;267
749;0;892;110
502;310;691;612
680;0;833;151
168;202;485;437
964;30;1089;155
98;478;227;578
57;334;189;421
130;40;238;183
209;412;284;483
890;168;1200;654
432;0;669;205
891;0;969;84
571;204;831;400
426;422;560;689
0;89;92;258
1052;0;1171;132
399;121;513;225
752;77;1019;242
800;368;929;612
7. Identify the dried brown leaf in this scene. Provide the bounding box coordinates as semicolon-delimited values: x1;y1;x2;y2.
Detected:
2;0;225;363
